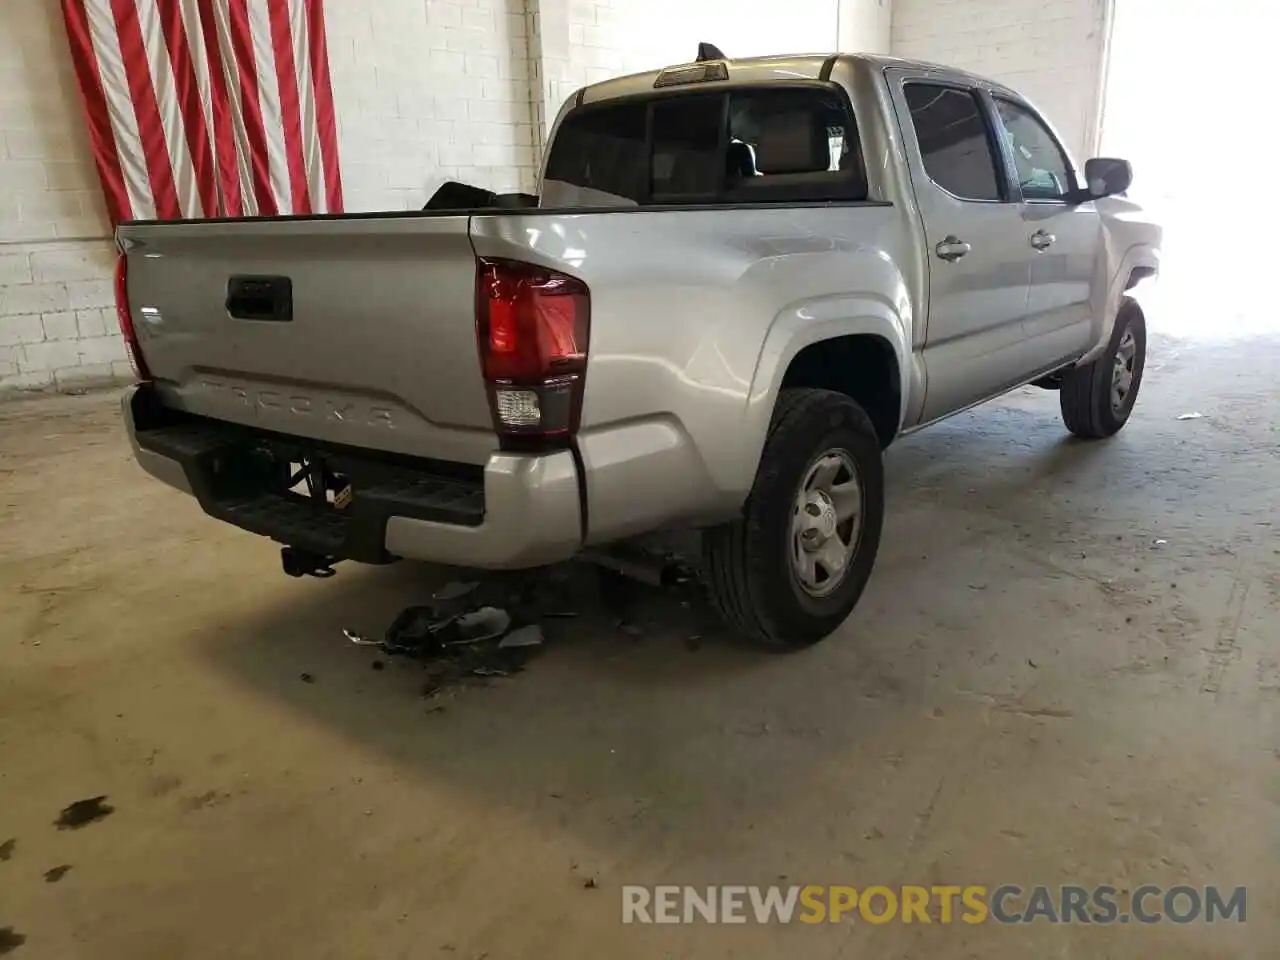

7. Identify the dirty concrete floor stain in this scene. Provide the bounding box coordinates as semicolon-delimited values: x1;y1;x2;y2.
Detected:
0;929;26;956
0;330;1277;958
53;797;114;831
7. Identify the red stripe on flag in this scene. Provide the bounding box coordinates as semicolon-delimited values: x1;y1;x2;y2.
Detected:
60;0;133;225
226;0;277;216
305;0;342;212
267;0;311;214
157;0;217;218
194;0;241;217
110;0;180;220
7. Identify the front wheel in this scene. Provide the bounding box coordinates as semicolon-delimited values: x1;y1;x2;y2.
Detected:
702;388;885;649
1059;298;1147;439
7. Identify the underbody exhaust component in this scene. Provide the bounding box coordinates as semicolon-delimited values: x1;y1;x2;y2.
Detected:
579;545;690;588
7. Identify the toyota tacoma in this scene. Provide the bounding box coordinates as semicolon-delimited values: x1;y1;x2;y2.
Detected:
116;52;1161;646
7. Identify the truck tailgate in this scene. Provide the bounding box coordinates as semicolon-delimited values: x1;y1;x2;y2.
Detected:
117;215;496;466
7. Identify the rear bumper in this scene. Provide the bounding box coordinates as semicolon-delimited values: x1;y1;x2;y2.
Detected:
121;385;582;570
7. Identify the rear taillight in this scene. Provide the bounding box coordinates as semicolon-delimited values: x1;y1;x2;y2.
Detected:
475;258;590;450
114;254;151;382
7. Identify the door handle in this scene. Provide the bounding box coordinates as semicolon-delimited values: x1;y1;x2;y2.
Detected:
226;275;293;322
1030;230;1056;251
935;236;971;262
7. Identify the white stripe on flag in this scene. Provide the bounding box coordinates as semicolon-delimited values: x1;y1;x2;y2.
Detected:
209;0;258;215
84;0;156;221
247;0;291;213
179;0;219;213
136;0;202;218
290;0;327;213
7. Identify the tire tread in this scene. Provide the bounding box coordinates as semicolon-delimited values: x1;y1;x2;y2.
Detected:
1059;355;1104;437
703;388;881;647
1060;298;1146;440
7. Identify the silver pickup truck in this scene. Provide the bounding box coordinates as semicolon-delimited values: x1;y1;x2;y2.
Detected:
117;52;1161;647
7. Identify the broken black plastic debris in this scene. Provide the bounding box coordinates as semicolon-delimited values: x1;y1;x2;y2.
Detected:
55;796;113;830
299;672;315;684
341;571;593;702
445;607;511;646
0;839;13;862
381;604;456;656
43;865;71;884
379;605;512;654
498;624;543;649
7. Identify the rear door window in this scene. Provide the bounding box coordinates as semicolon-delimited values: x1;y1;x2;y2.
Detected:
903;84;1003;201
543;85;867;206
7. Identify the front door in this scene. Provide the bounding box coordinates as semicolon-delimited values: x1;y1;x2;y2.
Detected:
890;76;1033;424
990;95;1101;368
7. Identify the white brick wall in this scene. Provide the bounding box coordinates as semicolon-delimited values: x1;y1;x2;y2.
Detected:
531;0;853;143
841;0;893;53
890;0;1109;161
326;0;541;210
0;0;119;395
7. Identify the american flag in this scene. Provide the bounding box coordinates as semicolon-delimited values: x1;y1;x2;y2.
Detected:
60;0;343;225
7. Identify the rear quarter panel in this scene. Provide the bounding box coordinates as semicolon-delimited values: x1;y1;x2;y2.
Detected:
471;205;914;540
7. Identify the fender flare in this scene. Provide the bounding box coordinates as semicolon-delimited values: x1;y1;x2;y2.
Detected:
733;294;911;489
1082;243;1161;364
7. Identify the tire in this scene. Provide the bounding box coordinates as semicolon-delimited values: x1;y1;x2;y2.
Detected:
1059;298;1147;439
702;388;884;649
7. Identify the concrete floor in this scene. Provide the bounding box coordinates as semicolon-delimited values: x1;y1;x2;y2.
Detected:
1;325;1276;959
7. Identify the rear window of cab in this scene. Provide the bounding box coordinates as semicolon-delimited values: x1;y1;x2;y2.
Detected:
542;85;868;207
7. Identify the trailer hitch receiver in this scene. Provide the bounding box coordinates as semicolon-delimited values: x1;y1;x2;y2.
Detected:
281;546;338;579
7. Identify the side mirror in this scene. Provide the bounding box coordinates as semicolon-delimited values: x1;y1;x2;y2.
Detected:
1081;157;1133;199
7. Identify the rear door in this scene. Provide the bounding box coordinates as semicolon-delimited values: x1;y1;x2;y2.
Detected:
889;74;1033;423
990;94;1101;367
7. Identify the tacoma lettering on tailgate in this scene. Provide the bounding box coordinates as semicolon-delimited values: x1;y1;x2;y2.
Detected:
197;379;396;429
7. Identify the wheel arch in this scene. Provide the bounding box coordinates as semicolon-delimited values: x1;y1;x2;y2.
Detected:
780;334;903;449
1082;240;1160;365
745;299;912;466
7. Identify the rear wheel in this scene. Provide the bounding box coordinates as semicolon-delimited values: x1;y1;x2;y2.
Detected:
703;388;884;648
1060;298;1147;439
